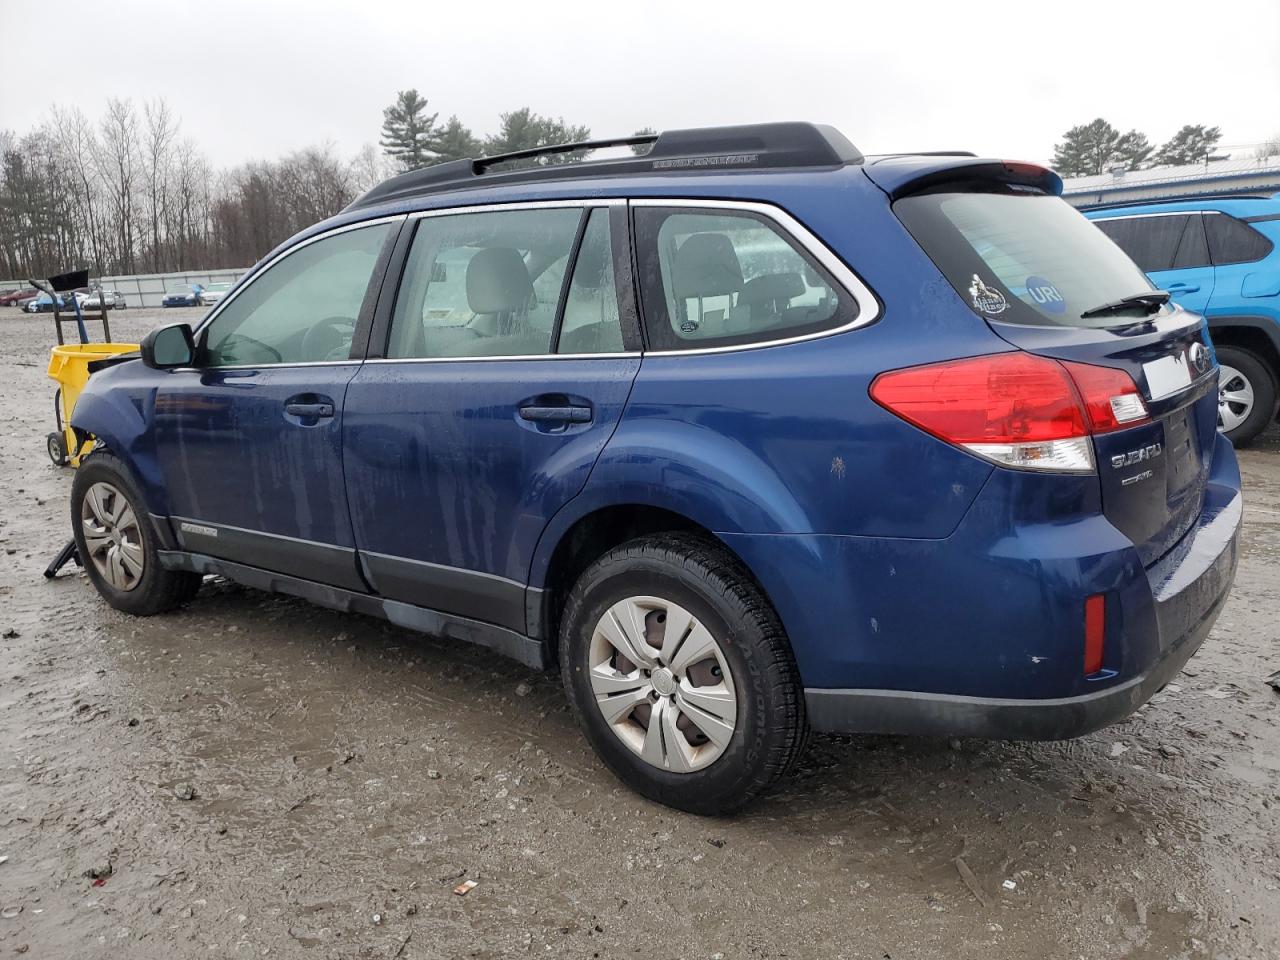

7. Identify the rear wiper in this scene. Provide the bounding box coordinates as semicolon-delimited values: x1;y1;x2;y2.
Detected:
1079;290;1170;319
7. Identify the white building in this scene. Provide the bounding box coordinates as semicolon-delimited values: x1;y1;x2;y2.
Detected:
1062;155;1280;209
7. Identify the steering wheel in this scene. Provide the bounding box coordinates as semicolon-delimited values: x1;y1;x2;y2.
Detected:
301;316;358;362
214;333;283;365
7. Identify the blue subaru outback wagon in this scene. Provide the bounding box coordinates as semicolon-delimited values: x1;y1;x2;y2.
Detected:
68;123;1241;814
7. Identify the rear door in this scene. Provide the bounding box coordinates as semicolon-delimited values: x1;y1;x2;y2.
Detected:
342;202;641;632
896;188;1219;566
1093;212;1216;314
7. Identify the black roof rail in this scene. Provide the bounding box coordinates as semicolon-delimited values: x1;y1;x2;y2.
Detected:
345;122;862;211
865;150;978;159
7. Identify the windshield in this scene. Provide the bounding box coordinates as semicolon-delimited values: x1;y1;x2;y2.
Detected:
206;282;231;292
894;187;1163;328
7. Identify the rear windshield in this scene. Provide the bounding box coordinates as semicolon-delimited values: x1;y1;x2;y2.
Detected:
894;187;1162;328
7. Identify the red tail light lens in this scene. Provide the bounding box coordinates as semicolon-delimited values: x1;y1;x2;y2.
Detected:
870;353;1148;473
1060;360;1150;433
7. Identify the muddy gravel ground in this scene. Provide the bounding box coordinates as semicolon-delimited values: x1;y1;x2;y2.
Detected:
0;306;1277;959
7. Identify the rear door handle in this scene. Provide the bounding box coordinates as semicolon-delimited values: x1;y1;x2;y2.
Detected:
519;405;592;424
285;402;334;418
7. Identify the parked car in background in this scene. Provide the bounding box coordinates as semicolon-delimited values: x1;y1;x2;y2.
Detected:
1085;195;1280;445
198;281;232;306
83;289;127;311
162;286;201;308
68;123;1241;814
0;287;38;307
26;291;86;313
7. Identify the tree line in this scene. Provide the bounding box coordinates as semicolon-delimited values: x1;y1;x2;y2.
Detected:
1050;119;1229;177
0;93;607;283
4;93;1271;282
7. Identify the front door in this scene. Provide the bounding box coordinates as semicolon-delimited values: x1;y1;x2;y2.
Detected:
153;218;399;590
343;204;641;632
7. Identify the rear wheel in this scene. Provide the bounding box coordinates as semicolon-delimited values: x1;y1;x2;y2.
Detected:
71;452;201;615
559;535;807;815
1215;345;1277;447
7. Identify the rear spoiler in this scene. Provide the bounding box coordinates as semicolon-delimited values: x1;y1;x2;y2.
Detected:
863;157;1062;200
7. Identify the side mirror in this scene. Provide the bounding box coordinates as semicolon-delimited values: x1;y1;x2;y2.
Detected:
140;323;195;369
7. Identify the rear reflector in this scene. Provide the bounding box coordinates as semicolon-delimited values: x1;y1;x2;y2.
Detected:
870;352;1150;473
1084;594;1105;675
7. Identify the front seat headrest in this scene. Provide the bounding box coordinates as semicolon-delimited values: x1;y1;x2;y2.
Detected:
466;247;534;314
672;233;743;299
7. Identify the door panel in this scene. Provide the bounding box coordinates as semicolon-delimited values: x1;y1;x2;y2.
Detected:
343;357;640;628
156;364;366;590
153;219;399;589
344;204;640;630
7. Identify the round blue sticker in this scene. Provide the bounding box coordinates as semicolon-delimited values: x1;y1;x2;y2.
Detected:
1026;276;1066;315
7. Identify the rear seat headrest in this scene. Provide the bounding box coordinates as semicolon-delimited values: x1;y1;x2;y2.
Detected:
466;247;534;314
740;272;806;305
672;233;743;299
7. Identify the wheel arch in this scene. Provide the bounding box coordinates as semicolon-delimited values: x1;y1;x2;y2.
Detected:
70;386;171;516
1207;316;1280;386
527;502;777;656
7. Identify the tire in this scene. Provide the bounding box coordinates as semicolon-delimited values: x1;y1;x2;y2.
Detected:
1215;345;1278;447
71;451;202;615
46;432;68;467
559;534;807;815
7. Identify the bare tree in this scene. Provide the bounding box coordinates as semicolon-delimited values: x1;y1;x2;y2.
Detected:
94;98;140;273
143;99;179;272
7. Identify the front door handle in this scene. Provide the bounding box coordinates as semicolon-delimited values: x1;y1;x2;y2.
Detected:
285;401;334;418
519;404;592;424
1166;282;1200;293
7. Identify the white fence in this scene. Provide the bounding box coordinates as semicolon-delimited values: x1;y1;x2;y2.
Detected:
1;268;250;308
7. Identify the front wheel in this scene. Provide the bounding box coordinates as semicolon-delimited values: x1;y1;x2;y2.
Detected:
559;535;807;815
71;452;202;615
1215;345;1278;447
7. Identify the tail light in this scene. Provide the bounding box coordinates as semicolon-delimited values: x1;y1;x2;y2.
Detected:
870;352;1149;473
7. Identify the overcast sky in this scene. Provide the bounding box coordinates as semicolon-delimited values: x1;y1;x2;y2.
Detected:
2;0;1277;170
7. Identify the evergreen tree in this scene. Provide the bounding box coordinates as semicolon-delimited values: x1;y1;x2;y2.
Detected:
1114;130;1153;171
483;109;590;164
379;90;438;171
1153;125;1223;167
431;116;481;164
1051;119;1154;176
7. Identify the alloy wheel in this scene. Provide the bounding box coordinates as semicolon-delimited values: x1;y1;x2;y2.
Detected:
1217;364;1254;434
588;596;738;773
80;481;145;591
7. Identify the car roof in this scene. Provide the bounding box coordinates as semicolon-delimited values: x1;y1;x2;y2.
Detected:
1084;193;1280;219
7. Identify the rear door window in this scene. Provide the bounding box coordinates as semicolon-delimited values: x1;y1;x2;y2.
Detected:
1206;213;1274;265
1094;215;1188;272
895;188;1163;327
386;207;583;359
633;207;854;350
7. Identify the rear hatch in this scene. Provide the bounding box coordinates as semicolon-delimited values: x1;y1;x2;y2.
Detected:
891;177;1218;567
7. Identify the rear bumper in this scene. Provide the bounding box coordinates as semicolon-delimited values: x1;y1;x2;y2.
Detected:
719;430;1242;740
802;453;1240;740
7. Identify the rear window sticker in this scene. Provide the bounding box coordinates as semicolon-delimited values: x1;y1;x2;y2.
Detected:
969;275;1008;315
1026;275;1067;315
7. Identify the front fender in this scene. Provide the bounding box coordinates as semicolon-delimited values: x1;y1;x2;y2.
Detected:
527;418;812;588
69;361;169;515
